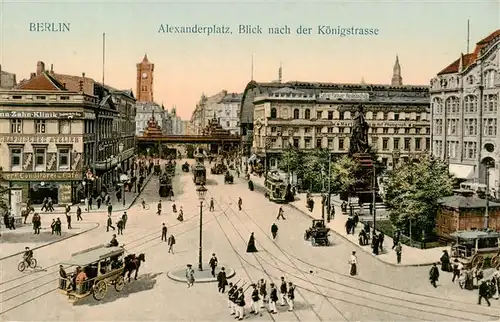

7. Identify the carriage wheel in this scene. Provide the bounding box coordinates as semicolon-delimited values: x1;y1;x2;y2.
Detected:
311;237;316;247
114;276;125;292
17;261;26;272
29;258;37;268
491;255;500;268
92;280;108;301
471;254;485;269
304;232;308;240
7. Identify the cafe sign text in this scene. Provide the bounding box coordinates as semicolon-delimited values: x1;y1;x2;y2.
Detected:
369;121;413;127
319;92;369;101
2;171;82;181
0;111;83;119
0;135;80;144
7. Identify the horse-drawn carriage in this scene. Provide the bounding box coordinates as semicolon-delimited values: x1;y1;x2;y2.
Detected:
159;173;173;198
58;245;146;303
224;171;234;184
211;162;227;175
450;230;500;269
182;162;190;172
304;219;330;246
165;162;176;177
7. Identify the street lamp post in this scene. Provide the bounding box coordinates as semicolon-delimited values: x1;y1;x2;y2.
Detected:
264;138;272;186
485;163;493;230
119;173;128;207
196;185;208;271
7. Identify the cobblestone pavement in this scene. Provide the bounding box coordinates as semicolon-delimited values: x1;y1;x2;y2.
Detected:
1;160;500;321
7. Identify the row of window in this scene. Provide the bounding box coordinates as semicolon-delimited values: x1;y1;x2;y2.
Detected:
433;140;478;159
11;148;71;171
433;118;497;136
10;119;71;134
267;126;430;135
433;94;498;114
433;70;497;89
270;108;426;121
377;137;429;151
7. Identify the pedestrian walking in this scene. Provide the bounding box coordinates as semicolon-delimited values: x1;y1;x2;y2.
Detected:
238;197;242;211
236;288;245;320
106;216;115;232
217;267;227;293
349;251;358;276
429;263;439;288
268;283;278;314
210;198;215;212
55;217;62;235
107;204;113;216
186;264;195;288
452;259;463;282
287;282;295;312
76;206;82;221
250;284;261;316
228;283;236;315
279;277;287;306
246;232;258;253
478;280;491;306
122;212;128;229
66;213;72;229
395;242;402;264
96;195;102;209
276;206;285;220
117;219;124;235
209;253;218;277
157;200;162;216
258;278;267;308
51;219;56;235
161;223;167;241
88;196;93;210
168;234;175;253
271;223;278;240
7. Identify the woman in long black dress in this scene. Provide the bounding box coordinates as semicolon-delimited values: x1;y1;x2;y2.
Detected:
246;232;258;253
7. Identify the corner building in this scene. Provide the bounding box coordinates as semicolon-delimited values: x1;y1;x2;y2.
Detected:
430;29;500;188
248;82;430;169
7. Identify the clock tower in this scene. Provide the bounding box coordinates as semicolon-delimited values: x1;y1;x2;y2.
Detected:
136;54;154;102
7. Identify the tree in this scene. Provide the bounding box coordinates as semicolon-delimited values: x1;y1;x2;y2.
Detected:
278;147;304;177
302;149;331;192
0;168;9;215
383;155;454;237
329;155;359;194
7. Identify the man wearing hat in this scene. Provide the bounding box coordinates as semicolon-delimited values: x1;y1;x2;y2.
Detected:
227;283;236;314
287;282;295;312
250;284;261;315
217;267;227;293
209;253;218;277
186;264;195;288
229;284;239;316
236;287;246;320
268;283;278;314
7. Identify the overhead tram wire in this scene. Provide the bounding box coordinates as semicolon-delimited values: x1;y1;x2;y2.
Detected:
226;195;500;320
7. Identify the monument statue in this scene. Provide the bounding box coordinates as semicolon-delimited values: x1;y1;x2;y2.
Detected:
349;104;370;155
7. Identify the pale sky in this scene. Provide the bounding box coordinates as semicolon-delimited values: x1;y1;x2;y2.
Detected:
1;0;499;119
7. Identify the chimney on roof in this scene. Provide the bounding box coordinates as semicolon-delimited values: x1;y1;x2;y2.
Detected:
36;61;45;76
82;72;85;78
50;64;53;73
30;73;36;79
63;82;66;89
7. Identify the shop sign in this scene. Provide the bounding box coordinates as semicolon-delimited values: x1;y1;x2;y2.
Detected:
369;121;411;127
319;92;369;101
329;121;352;127
2;171;82;181
0;111;83;119
0;135;80;144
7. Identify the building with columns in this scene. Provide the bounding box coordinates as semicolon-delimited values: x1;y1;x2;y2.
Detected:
243;57;430;169
430;29;500;189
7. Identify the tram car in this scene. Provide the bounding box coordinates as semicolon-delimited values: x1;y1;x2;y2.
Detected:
159;173;173;197
264;171;289;203
193;163;207;185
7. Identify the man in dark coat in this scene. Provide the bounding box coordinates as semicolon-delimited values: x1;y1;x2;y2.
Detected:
246;232;258;252
161;223;167;241
429;263;439;288
117;219;124;235
209;253;218;277
107;204;113;216
217;267;227;293
54;218;62;235
440;250;452;272
209;198;215;212
478;280;491;306
271;223;278;240
372;234;380;255
107;216;115;232
345;218;352;234
238;197;243;211
76;206;83;221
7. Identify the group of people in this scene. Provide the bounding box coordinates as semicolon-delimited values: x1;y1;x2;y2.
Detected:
160;223;176;253
106;212;128;235
226;277;296;319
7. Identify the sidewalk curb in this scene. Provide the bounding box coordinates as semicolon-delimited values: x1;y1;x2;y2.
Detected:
0;222;100;261
248;178;435;268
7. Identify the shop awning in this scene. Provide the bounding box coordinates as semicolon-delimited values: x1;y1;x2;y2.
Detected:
449;164;474;180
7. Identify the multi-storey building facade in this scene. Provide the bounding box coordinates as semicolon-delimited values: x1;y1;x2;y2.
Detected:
189;90;241;135
430;29;500;188
250;82;430;169
0;65;17;89
167;106;184;135
0;71;95;205
136;102;168;136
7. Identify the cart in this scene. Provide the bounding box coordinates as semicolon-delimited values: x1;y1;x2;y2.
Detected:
182;162;190;172
450;230;500;269
304;220;330;246
58;245;126;303
224;171;234;184
211;162;227;175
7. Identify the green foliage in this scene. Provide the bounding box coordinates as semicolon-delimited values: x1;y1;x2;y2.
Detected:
329;155;359;194
0;169;9;215
302;149;331;192
278;147;304;177
383;155;454;236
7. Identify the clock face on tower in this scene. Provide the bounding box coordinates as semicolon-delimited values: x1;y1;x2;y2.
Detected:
142;72;148;79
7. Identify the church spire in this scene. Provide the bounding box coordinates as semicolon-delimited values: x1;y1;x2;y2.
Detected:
278;62;282;83
360;76;365;85
391;55;403;86
142;54;149;63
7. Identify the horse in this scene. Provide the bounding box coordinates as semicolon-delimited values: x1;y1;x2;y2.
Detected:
123;253;146;282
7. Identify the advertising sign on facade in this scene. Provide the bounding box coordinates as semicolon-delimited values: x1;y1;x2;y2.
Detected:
0;111;83;119
318;92;370;101
2;171;82;181
0;135;81;144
